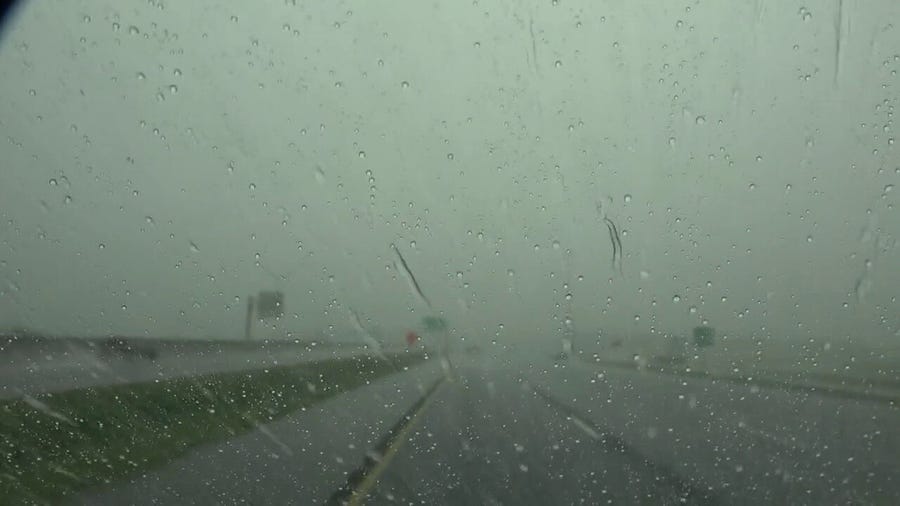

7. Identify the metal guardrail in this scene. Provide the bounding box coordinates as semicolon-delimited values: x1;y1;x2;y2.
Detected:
579;354;900;406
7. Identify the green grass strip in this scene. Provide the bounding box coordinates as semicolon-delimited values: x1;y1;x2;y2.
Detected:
0;352;426;504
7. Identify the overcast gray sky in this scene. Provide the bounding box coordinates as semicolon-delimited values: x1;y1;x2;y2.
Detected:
0;0;898;346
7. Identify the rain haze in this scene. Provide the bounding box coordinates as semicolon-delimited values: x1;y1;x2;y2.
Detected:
2;1;900;505
1;2;899;347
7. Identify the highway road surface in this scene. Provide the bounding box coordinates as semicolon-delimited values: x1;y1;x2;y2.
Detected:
75;350;900;505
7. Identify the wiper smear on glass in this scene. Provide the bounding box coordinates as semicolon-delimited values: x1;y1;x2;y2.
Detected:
603;216;624;275
603;219;618;271
391;243;432;309
348;307;389;361
834;0;845;85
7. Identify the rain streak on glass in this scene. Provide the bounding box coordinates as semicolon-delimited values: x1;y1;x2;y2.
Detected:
0;2;898;505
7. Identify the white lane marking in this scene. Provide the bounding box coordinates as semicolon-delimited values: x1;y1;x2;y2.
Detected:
570;416;601;440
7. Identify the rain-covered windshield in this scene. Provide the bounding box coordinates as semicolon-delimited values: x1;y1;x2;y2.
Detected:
1;1;899;504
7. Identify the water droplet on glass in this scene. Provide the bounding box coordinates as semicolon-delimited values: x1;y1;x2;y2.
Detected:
189;241;200;253
552;240;560;250
695;115;706;125
136;72;146;80
673;295;681;303
401;80;410;89
806;235;813;243
169;84;178;94
554;60;562;68
358;151;366;159
624;194;632;203
48;178;57;186
128;25;139;35
173;68;182;77
98;243;106;250
885;184;895;193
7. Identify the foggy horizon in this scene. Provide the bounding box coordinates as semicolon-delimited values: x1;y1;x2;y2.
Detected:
1;1;898;347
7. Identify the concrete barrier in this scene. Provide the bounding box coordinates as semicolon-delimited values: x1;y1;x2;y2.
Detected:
0;333;407;399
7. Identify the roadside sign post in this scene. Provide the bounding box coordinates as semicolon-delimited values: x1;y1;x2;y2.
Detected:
245;295;255;341
245;291;284;340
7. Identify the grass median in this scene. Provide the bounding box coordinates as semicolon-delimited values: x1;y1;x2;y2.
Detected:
0;351;427;504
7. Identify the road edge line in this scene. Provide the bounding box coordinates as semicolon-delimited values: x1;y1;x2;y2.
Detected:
327;376;445;506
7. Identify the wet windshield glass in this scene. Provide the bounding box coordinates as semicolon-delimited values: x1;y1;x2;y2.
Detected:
1;1;899;504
